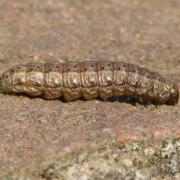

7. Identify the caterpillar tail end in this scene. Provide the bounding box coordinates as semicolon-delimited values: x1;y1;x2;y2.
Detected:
166;83;179;105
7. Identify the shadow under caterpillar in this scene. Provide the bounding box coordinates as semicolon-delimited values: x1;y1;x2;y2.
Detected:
0;61;179;105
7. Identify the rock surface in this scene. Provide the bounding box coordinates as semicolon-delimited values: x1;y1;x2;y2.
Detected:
0;0;179;179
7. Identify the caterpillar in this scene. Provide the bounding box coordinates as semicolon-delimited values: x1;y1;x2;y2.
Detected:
0;60;179;105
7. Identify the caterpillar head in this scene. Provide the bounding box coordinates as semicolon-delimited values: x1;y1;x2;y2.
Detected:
166;83;179;105
0;76;5;93
0;75;7;93
0;74;11;94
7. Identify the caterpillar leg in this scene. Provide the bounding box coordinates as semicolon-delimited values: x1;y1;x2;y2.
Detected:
98;87;113;100
62;88;81;102
43;88;62;100
81;88;98;100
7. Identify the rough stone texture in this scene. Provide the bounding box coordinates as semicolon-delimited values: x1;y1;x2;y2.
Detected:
39;139;180;180
0;0;179;179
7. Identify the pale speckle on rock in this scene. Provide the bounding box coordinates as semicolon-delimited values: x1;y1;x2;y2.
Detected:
144;148;155;158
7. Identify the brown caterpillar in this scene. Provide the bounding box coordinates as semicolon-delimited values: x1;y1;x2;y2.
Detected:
0;61;179;105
